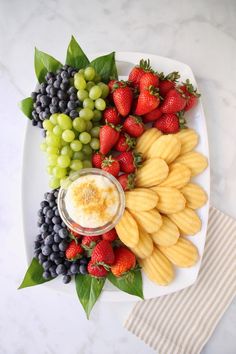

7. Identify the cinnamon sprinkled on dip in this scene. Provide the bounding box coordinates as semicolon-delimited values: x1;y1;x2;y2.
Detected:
64;175;119;228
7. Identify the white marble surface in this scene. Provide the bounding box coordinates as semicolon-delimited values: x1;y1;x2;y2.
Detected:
0;0;236;353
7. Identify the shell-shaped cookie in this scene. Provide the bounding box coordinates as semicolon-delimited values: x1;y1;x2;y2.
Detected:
152;186;186;214
140;247;174;286
115;209;139;247
135;158;169;187
159;163;191;189
158;237;199;267
151;215;180;246
176;128;199;154
175;151;208;177
146;135;181;164
135;128;162;159
168;207;202;235
125;188;159;212
181;183;208;209
130;209;163;234
131;227;154;259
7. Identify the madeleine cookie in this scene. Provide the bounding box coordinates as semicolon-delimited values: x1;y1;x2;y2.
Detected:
115;209;139;247
135;128;162;158
153;186;186;214
168;207;202;235
175;151;208;176
159;163;191;189
131;227;154;259
125;188;159;212
130;208;163;234
181;183;208;209
135;158;169;187
176;128;199;154
151;215;180;246
146;135;181;164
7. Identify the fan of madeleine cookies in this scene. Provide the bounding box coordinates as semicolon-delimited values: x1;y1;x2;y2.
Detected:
115;128;208;286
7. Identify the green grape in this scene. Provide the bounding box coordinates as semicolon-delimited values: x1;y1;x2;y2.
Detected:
53;125;63;137
62;129;75;143
92;109;102;122
70;140;83;152
40;142;47;152
43;119;54;131
47;166;54;175
90;126;100;138
53;166;67;178
73;117;87;132
83;160;92;168
77;89;89;101
70;160;83;171
94;74;101;83
74;76;87;90
86;121;93;131
49;177;60;189
98;82;109;98
90;138;100;150
50;113;59;125
57;114;72;130
79;132;91;144
89;85;102;100
82;144;92;156
83;98;95;110
61;139;68;147
46;146;59;154
79;108;94;121
86;81;95;91
79;69;85;75
57;155;71;168
48;154;58;166
95;98;106;111
61;145;73;157
73;151;85;160
46;134;60;147
84;66;96;81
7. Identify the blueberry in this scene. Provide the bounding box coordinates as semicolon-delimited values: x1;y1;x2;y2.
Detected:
68;86;77;94
69;93;77;101
48;77;54;85
41;223;48;232
46;72;54;81
41;231;49;239
49;252;57;261
50;270;57;278
53;80;61;89
52;206;57;210
51;96;59;106
38;253;47;263
71;70;77;77
54;234;61;243
49;87;57;97
38;215;44;224
54;190;59;198
64;108;70;115
45;107;50;114
70;263;79;274
79;264;88;275
49;201;56;208
60;82;69;91
52;244;59;252
40;95;51;106
45;235;54;245
69;110;78;119
42;260;52;270
46;193;54;202
61;71;69;79
43;206;50;214
40;83;47;94
62;275;71;284
67;270;73;276
80;257;88;265
53;224;61;233
50;106;58;114
59;251;65;257
58;228;68;239
34;249;41;258
61;222;66;228
64;260;71;268
41;200;49;208
44;217;51;225
36;234;42;241
67;101;77;110
52;216;61;225
59;240;68;251
54;257;63;265
32;120;37;126
57;90;67;100
49;264;57;273
34;240;41;248
46;209;54;219
54;209;59;216
56;264;66;275
31;92;37;100
43;271;51;280
42;246;52;256
48;225;53;232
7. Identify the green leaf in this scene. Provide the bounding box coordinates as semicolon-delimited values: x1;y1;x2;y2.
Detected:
90;52;118;83
18;258;52;289
65;35;90;69
107;269;144;299
19;97;33;119
75;274;106;319
34;47;62;83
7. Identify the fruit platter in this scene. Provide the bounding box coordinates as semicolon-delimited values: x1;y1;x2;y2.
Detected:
20;36;209;317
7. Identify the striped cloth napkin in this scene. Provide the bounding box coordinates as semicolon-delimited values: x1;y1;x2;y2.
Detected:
124;207;236;354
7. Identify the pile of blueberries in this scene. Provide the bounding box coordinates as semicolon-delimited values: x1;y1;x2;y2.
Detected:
31;65;81;128
34;189;88;284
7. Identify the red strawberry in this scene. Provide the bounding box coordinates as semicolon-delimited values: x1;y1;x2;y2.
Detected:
102;229;118;242
135;87;160;115
160;88;186;114
92;152;104;168
113;85;133;117
111;246;136;277
87;261;108;277
108;80;117;92
139;72;159;91
65;240;83;260
91;240;115;265
123;115;145;138
114;133;136;152
131;97;138;114
117;173;136;191
154;112;186;134
117;151;142;173
128;59;151;88
82;236;102;248
101;156;120;177
159;71;180;97
99;124;120;155
103;107;121;125
180;79;200;111
143;107;162;122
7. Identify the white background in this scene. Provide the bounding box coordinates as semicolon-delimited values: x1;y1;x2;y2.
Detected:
0;0;235;353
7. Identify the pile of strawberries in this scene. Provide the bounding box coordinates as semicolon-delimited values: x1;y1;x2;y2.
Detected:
92;59;200;190
65;228;136;278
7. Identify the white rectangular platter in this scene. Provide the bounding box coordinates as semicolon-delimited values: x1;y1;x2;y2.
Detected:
22;52;210;301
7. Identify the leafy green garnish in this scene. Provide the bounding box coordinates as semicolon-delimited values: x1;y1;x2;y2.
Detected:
108;269;144;299
66;35;90;69
34;47;62;83
90;52;118;82
18;258;53;289
19;97;33;119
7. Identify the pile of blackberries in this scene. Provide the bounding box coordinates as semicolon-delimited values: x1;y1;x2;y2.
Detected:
34;189;88;284
31;65;82;128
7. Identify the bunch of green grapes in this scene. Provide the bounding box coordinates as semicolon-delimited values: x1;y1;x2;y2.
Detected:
39;66;109;189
